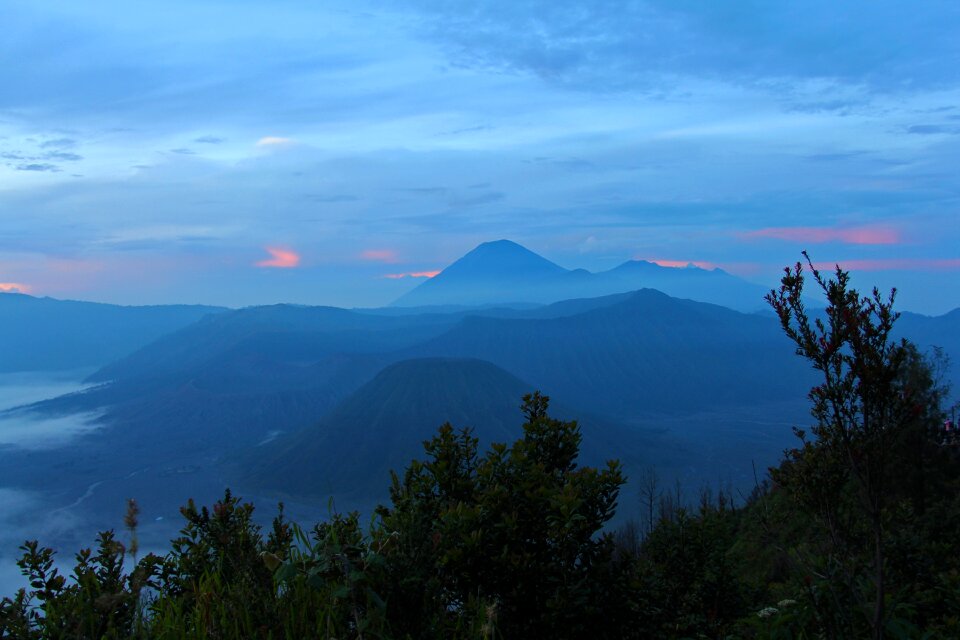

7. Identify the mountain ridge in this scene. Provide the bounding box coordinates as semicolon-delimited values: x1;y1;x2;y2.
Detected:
235;356;666;505
0;293;226;373
391;240;772;311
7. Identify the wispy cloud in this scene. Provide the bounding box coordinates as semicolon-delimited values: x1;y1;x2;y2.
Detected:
741;225;901;245
637;258;718;270
255;247;300;268
39;138;76;149
907;124;958;135
0;282;31;294
360;249;399;263
43;151;82;162
383;270;440;279
815;258;960;272
256;136;295;147
97;225;225;247
15;163;60;172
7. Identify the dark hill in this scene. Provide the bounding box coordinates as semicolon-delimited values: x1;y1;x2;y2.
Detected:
411;289;814;420
236;357;666;505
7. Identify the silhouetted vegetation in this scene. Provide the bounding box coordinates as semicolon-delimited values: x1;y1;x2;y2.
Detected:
2;259;958;638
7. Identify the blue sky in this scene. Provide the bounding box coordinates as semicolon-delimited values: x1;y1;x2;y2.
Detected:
1;0;958;313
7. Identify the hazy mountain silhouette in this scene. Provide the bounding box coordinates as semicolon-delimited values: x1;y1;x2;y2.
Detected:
236;357;668;505
37;290;956;467
88;304;463;384
601;260;773;312
410;289;815;420
391;239;772;312
12;288;956;523
0;293;224;373
391;240;570;307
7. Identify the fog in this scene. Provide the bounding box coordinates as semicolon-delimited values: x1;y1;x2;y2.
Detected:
0;487;41;597
0;484;98;597
0;411;105;450
0;371;95;411
0;372;102;596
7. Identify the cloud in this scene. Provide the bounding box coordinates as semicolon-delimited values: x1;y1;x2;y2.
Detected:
525;156;595;171
741;225;900;245
15;163;60;172
360;249;400;263
407;0;960;93
0;283;31;294
39;138;76;149
96;225;227;249
0;410;104;450
907;124;957;135
814;258;960;272
256;136;295;147
43;151;82;161
451;191;504;207
255;246;300;268
302;194;359;203
439;124;493;136
639;258;718;270
193;135;224;144
396;187;448;196
803;151;867;163
169;148;196;155
578;235;600;253
383;270;440;279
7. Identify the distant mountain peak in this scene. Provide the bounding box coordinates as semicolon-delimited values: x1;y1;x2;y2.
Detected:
476;238;524;251
451;240;567;274
391;240;569;307
612;259;709;272
390;239;769;311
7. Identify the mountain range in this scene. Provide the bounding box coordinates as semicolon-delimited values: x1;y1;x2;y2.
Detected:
2;239;957;527
391;239;774;312
236;357;674;508
0;293;224;373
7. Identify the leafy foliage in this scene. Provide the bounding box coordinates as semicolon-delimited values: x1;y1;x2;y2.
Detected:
1;393;627;639
375;392;628;638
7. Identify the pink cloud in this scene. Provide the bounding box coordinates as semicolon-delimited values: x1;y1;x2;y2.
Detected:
0;282;30;294
360;249;400;263
813;258;960;272
637;257;718;270
255;247;300;268
741;225;901;245
383;270;440;279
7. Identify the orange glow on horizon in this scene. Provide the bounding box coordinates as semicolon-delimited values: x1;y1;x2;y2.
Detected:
384;270;440;279
0;282;31;294
742;225;901;245
255;247;300;268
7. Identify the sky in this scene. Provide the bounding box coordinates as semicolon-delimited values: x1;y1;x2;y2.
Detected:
1;0;958;313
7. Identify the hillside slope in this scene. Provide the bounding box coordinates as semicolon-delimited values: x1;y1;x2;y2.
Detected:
237;357;666;503
0;293;224;373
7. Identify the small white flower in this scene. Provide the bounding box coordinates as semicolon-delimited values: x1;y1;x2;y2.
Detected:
757;607;779;619
777;599;797;607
